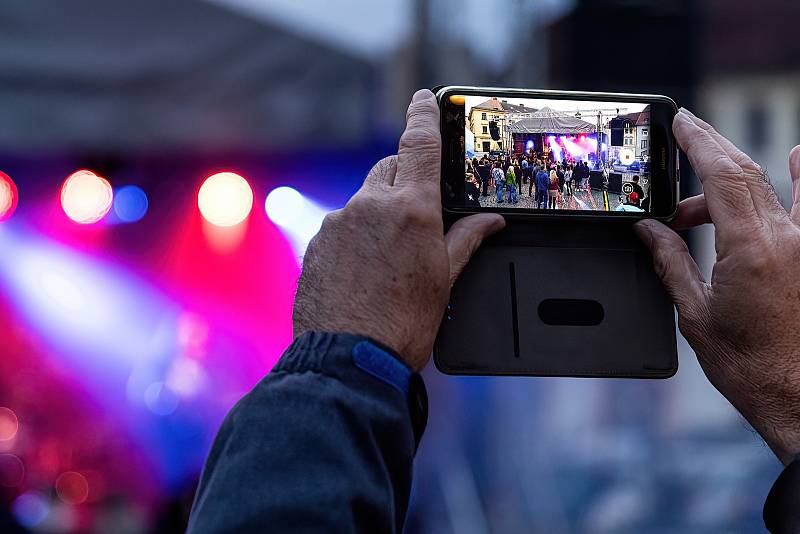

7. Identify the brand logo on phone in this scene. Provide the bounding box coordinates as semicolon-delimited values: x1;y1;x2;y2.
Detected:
660;147;666;170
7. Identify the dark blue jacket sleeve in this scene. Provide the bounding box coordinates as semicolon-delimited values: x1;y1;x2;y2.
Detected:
187;332;427;533
764;455;800;533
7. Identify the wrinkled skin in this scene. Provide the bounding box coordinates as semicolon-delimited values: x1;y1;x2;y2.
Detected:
636;108;800;464
293;90;504;372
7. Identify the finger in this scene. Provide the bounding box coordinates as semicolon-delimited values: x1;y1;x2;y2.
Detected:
394;89;441;197
681;108;785;220
362;155;397;189
789;145;800;224
634;219;708;316
444;214;505;287
673;111;759;238
669;194;711;231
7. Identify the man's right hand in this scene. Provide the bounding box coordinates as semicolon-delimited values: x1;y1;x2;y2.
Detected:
635;108;800;465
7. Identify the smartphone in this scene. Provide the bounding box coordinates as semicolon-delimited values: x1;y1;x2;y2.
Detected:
437;86;679;220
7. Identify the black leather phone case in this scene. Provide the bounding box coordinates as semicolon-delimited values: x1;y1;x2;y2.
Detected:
434;219;678;378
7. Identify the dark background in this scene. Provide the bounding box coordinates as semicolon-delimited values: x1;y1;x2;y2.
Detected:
0;0;798;532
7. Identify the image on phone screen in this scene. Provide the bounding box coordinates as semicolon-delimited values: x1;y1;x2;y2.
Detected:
446;94;655;214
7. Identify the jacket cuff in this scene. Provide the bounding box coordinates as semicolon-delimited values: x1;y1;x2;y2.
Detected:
273;331;428;448
764;454;800;533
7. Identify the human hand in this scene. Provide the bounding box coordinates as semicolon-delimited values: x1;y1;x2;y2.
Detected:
293;90;505;372
635;108;800;464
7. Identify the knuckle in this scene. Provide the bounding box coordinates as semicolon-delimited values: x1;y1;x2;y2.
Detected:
370;155;396;177
742;243;779;276
707;154;742;177
407;98;439;120
399;126;441;152
319;209;343;232
397;196;437;228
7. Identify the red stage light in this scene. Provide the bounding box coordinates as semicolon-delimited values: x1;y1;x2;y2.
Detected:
0;171;18;221
55;471;89;505
0;407;19;441
61;170;113;224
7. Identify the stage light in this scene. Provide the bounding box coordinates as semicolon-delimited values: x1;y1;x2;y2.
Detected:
198;172;253;227
563;139;584;157
0;171;19;221
548;136;563;162
12;492;50;528
61;170;113;224
265;186;304;227
0;408;18;441
113;185;148;223
144;381;179;416
266;186;330;258
55;472;89;505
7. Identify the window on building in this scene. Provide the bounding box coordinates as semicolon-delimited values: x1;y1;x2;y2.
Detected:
482;126;487;134
641;140;648;150
481;112;487;120
642;128;648;136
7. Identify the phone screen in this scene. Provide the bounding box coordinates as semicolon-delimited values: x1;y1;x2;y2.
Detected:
440;89;678;218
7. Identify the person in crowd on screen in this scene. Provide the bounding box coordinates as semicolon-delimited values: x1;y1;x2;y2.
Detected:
564;164;573;196
630;174;646;201
464;173;481;208
521;156;530;189
493;162;506;203
614;191;645;212
529;159;541;198
548;170;559;209
536;165;550;208
556;165;565;195
476;157;490;197
187;92;800;533
505;164;518;204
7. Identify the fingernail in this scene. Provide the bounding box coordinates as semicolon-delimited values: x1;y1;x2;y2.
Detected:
674;112;691;125
412;89;433;103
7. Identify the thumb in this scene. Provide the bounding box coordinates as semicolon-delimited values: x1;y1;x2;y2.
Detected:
634;219;708;317
444;214;505;287
788;145;800;224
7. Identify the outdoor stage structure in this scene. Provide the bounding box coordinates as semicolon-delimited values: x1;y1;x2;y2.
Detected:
505;107;630;193
505;107;608;166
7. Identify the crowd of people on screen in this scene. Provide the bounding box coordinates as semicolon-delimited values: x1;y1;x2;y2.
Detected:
466;153;647;212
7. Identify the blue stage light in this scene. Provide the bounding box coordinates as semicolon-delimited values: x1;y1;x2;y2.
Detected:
113;185;149;223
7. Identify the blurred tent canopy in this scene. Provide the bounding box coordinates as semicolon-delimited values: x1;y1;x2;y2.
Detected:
0;0;374;151
507;107;596;134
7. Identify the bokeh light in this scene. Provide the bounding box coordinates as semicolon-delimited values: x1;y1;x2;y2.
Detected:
197;172;253;227
0;171;18;221
12;492;50;528
0;454;25;487
144;382;179;416
60;170;113;224
55;471;89;505
113;185;149;223
0;407;19;441
265;186;330;258
265;186;304;227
